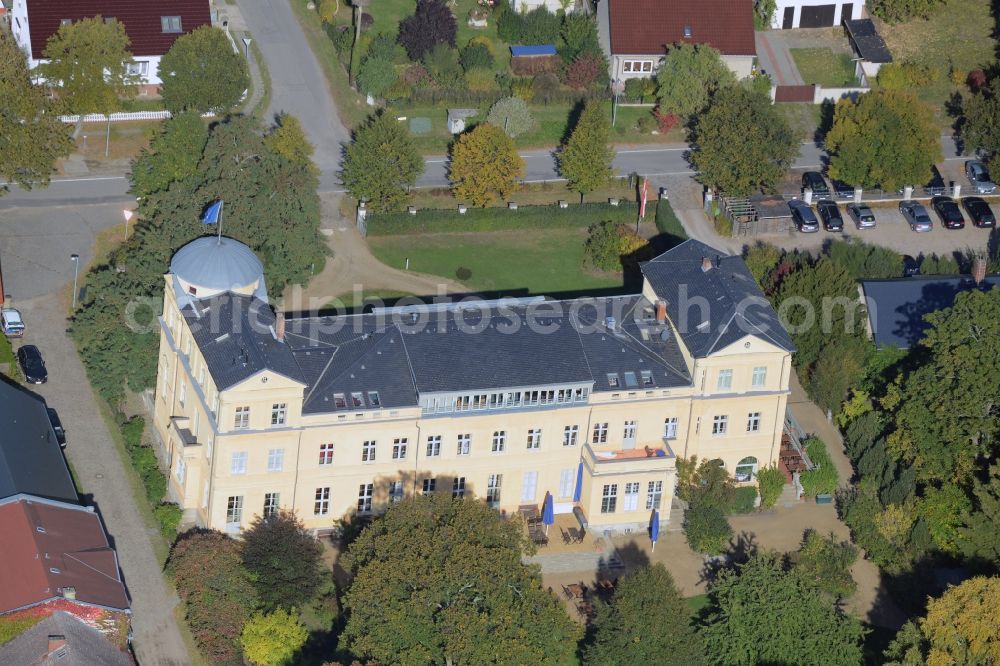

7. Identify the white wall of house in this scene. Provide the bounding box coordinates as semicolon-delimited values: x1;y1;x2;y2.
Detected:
513;0;578;12
611;53;753;81
770;0;862;29
11;0;31;59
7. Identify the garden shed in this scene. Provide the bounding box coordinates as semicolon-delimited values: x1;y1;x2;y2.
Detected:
510;44;560;75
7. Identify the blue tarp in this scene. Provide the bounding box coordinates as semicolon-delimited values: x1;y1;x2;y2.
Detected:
511;44;557;57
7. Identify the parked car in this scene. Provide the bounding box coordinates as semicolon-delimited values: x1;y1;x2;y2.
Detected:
16;345;47;384
931;196;965;229
789;200;819;233
816;200;843;231
47;407;66;447
965;160;996;194
1;308;25;337
802;171;831;198
902;255;921;277
962;196;996;227
846;203;876;229
830;179;855;199
899;201;933;232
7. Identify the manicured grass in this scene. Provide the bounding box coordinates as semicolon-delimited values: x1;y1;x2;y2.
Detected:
686;594;710;615
409;179;637;207
789;48;858;87
368;228;623;295
653;199;688;248
877;0;996;119
777;102;823;141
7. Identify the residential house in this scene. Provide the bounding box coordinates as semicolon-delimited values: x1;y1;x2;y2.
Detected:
152;236;794;535
0;611;133;665
599;0;757;80
771;0;862;29
9;0;212;95
0;378;78;504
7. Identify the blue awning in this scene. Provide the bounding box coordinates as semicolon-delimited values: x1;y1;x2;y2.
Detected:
511;44;557;57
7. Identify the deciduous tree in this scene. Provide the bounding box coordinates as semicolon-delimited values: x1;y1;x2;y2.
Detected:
961;86;1000;163
241;609;309;666
700;554;865;665
397;0;457;61
39;16;137;114
341;493;581;665
868;0;946;23
655;43;736;119
919;577;1000;665
341;111;424;212
241;510;326;612
789;531;858;599
264;113;316;170
130;112;209;200
956;465;1000;563
583;220;649;271
559;101;613;200
0;30;73;193
690;86;797;195
486;96;535;138
825;90;941;191
584;564;704;665
159;26;249;113
357;56;396;98
449;123;525;206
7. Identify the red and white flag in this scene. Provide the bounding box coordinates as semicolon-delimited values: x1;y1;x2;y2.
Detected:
639;177;650;219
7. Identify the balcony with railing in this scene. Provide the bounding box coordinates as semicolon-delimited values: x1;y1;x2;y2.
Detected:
583;440;676;476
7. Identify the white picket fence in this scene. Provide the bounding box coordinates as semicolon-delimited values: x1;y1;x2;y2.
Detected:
58;109;227;124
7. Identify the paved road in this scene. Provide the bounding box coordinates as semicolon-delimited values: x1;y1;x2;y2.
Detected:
15;295;190;665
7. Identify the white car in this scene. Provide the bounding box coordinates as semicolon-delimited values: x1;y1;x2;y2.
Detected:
1;308;25;337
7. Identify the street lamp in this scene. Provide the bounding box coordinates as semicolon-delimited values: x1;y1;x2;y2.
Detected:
70;254;80;310
611;79;625;127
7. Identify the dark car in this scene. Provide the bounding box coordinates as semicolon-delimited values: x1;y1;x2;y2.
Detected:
16;345;48;384
802;171;830;198
789;200;819;232
47;407;66;447
899;201;933;232
931;196;965;229
902;255;921;277
963;197;996;228
816;199;843;231
830;179;855;199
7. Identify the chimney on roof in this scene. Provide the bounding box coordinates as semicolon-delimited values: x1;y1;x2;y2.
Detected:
47;635;67;655
61;587;76;600
973;253;987;285
701;257;712;272
656;300;666;323
275;311;286;342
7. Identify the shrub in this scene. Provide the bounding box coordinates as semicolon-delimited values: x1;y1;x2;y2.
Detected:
756;464;786;509
465;67;497;91
486;96;534;137
326;23;353;56
318;0;339;23
653;107;678;133
790;531;858;598
497;3;560;43
531;72;561;103
876;62;932;90
357;57;397;97
564;53;604;90
398;0;457;61
367;32;403;62
676;456;735;511
423;43;463;89
584;220;650;272
154;502;183;537
455;266;473;280
460;42;494;71
624;77;645;102
121;415;145;450
635;115;654;133
559;13;602;63
242;510;326;612
968;69;987;92
684;505;733;554
800;437;839;498
402;63;430;87
241;609;309;666
359;12;374;31
511;77;535;101
731;486;758;514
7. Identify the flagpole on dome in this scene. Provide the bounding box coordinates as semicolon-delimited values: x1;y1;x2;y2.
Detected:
200;200;225;243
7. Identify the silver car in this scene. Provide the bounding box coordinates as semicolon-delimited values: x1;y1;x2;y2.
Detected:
899;201;932;232
847;203;876;229
965;160;996;194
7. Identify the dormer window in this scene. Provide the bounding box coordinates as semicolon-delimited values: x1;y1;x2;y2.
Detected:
641;370;653;386
188;285;197;296
683;25;692;38
624;371;638;388
351;392;364;407
161;16;182;33
368;391;381;407
333;393;346;409
60;19;72;26
607;373;620;388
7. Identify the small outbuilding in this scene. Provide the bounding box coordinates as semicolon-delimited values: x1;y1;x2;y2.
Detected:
844;18;893;85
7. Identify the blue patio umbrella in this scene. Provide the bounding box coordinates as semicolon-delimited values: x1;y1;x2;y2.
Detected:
572;462;584;502
650;509;660;552
542;492;555;535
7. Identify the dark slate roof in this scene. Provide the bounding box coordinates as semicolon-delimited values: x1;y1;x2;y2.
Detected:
0;611;133;665
181;295;305;391
280;295;692;414
0;379;78;504
845;19;893;64
640;239;795;358
25;0;211;59
608;0;755;57
861;276;1000;348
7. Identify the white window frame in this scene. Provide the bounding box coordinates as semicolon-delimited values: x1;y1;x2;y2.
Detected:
271;403;287;426
601;484;618;513
389;481;404;503
491;431;506;453
226;495;243;525
266;448;284;472
487;474;502;506
563;425;579;447
717;369;733;391
319;443;334;465
426;435;441;457
526;428;541;450
453;477;466;498
664;417;678;439
362;440;376;462
457;433;471;456
263;492;279;517
592;422;608;444
521;471;538;502
752;366;767;387
127;60;149;76
422;478;437;494
357;483;373;513
175;455;186;483
315;488;330;516
178;380;186;406
747;412;761;433
622;59;653;73
559;468;575;498
735;457;759;482
392;438;408;460
234;406;250;429
712;415;728;436
623;482;640;511
230;451;247;475
161;15;182;33
646;480;663;510
623;420;637;443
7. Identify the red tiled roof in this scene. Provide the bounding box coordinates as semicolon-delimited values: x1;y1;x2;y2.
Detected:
0;497;130;614
608;0;756;57
25;0;211;59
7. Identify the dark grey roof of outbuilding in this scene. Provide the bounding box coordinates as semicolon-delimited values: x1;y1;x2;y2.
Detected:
845;19;893;64
640;239;795;357
0;379;78;503
0;610;133;666
181;295;305;391
861;276;1000;348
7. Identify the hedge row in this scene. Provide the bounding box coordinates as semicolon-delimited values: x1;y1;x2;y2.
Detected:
366;201;640;236
121;415;183;536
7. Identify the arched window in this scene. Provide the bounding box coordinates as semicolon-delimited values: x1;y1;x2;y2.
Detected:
735;456;758;482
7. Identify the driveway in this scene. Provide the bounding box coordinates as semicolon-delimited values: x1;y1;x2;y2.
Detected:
13;294;190;665
757;31;805;86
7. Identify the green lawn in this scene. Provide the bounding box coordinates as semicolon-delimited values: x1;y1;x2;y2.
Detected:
789;48;858;87
331;289;416;309
368;228;623;295
686;594;710;615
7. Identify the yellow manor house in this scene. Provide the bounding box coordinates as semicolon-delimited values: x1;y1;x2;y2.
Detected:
152;236;795;535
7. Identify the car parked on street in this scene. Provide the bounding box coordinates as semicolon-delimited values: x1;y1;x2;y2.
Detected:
1;308;25;337
846;203;876;229
899;201;933;232
816;200;843;231
802;171;830;198
962;197;996;227
789;200;819;233
931;196;965;229
965;160;996;194
830;179;855;199
16;345;48;384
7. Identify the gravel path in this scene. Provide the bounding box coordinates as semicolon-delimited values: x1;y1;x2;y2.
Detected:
15;294;191;666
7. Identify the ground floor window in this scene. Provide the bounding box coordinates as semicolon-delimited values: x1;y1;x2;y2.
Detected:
226;495;243;525
521;471;538;502
601;484;618;513
623;482;640;511
314;487;331;515
358;483;373;513
422;478;437;494
622;59;653;73
646;481;663;510
389;480;404;502
559;468;575;498
263;492;280;517
487;474;502;506
453;477;466;498
735;456;759;482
